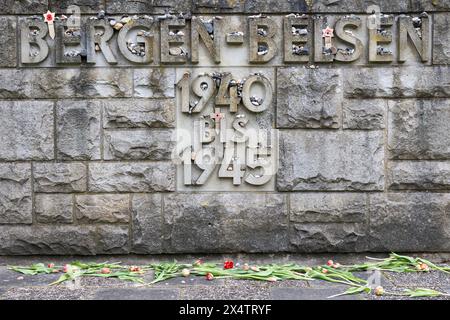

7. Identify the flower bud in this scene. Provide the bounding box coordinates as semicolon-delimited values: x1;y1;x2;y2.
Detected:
101;267;111;274
322;268;328;274
242;263;250;271
193;259;203;267
206;272;214;281
375;286;384;296
47;263;55;268
267;277;278;282
327;260;334;266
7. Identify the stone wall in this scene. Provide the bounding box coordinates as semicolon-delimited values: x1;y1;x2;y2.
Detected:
0;0;450;255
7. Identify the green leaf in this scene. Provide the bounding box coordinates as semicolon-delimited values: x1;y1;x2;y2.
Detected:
404;288;447;298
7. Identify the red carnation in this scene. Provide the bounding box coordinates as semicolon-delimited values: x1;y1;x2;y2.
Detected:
224;260;234;269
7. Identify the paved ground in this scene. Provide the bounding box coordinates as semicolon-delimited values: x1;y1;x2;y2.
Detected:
1;253;450;300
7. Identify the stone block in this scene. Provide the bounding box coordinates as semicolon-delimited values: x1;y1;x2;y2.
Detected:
344;67;450;98
131;194;163;253
34;162;87;192
388;99;450;159
75;194;130;223
133;68;175;98
388;161;450;190
163;193;288;252
0;101;53;161
56;101;101;160
277;131;385;191
193;0;308;13
0;0;47;14
102;99;175;128
312;1;450;13
289;223;367;252
89;162;176;192
35;194;73;224
0;17;16;67
0;69;132;99
106;0;192;14
0;225;129;255
343;100;386;130
96;225;130;254
277;68;341;129
290;193;368;223
0;163;32;224
104;129;174;161
433;13;450;64
369;193;450;251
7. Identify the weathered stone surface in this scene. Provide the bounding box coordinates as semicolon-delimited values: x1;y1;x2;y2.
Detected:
290;193;368;223
50;0;104;14
277;68;341;129
107;0;192;14
75;194;130;223
0;17;16;67
56;101;101;160
193;0;309;13
134;68;175;98
89;162;176;192
369;193;450;251
388;161;450;190
343;100;386;130
0;164;32;224
277;131;384;191
163;193;288;253
132;194;163;254
388;99;450;159
312;0;450;12
34;162;87;192
0;101;53;161
434;13;450;64
0;69;132;99
0;0;47;14
0;225;129;255
104;130;174;160
96;225;130;254
35;194;73;224
290;223;367;252
344;67;450;98
102;99;175;128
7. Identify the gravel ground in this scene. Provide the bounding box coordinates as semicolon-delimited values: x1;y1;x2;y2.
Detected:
1;253;450;300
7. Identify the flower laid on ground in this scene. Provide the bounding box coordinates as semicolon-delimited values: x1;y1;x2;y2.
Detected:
417;263;430;272
7;253;450;299
375;286;384;296
327;260;334;266
129;266;141;272
193;259;203;266
101;268;111;274
181;268;190;277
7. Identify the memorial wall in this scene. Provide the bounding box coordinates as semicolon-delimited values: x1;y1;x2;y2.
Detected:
0;0;449;254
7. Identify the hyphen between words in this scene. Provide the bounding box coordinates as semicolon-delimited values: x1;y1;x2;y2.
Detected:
22;12;431;65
